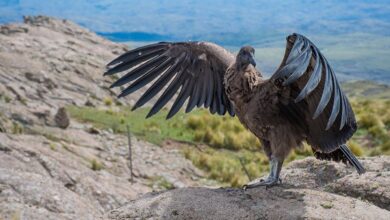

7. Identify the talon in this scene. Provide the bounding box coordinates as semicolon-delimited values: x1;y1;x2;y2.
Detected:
242;157;284;190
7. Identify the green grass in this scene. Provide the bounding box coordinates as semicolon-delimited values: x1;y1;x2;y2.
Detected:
183;147;268;187
103;97;113;106
187;114;261;150
148;176;175;190
90;159;104;171
67;106;201;145
0;93;11;103
67;97;390;186
11;122;23;134
342;81;390;99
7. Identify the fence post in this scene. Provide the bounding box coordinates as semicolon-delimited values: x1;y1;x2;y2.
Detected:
126;125;133;183
239;157;252;181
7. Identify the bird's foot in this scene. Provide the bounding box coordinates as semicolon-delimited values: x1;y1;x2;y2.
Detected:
242;177;281;190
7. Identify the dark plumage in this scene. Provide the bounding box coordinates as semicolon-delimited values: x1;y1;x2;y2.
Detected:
105;33;365;188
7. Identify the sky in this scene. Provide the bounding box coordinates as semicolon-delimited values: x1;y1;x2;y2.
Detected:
0;0;389;83
0;0;389;44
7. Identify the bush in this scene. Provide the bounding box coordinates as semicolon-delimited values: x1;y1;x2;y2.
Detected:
382;112;390;127
209;131;225;148
380;140;390;152
91;159;104;171
347;140;364;156
368;125;387;140
186;115;205;130
103;97;113;106
149;176;175;190
358;113;382;129
186;113;260;150
183;147;269;187
294;143;313;157
12;122;23;134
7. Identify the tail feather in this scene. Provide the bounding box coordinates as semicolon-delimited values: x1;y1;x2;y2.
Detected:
313;144;366;174
339;144;365;174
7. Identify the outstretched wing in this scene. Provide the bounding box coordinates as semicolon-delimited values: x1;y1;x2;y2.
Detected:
105;42;235;119
272;33;357;153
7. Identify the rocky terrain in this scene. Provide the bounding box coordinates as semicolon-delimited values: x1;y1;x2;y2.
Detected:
0;16;389;220
108;157;390;220
0;16;214;220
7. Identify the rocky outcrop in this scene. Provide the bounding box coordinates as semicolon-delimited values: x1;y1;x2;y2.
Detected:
0;16;214;220
0;15;165;132
108;157;390;220
0;126;213;220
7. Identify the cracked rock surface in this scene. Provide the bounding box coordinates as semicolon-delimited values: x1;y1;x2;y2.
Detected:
0;16;214;220
108;157;390;220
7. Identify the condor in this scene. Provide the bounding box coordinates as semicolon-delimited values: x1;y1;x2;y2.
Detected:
105;33;365;189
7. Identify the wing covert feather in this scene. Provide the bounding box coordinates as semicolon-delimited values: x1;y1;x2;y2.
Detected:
272;33;357;152
106;42;235;119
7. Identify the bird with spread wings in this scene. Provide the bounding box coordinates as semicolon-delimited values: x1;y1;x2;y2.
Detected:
104;33;365;189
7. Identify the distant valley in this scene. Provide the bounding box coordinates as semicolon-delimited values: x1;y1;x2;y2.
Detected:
1;0;389;83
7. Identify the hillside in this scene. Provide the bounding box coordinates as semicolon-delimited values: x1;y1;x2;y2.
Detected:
3;0;390;84
0;16;215;219
0;16;389;219
342;81;390;99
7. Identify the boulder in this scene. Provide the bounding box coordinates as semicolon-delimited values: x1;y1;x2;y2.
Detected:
107;157;390;220
54;107;70;129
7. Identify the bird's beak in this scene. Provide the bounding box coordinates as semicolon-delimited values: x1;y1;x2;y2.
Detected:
249;55;256;67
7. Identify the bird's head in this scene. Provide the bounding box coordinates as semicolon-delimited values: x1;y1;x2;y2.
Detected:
236;46;256;69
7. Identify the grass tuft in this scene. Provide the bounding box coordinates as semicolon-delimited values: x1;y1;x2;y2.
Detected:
67;98;390;186
91;159;104;171
103;97;113;106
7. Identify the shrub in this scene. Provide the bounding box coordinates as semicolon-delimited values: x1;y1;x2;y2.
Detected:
347;140;364;156
49;142;57;151
209;131;224;148
380;140;390;152
193;130;205;142
183;147;269;187
149;176;175;190
294;143;313;157
224;131;242;150
12;122;23;134
186;113;260;150
186;115;205;130
382;111;390;126
358;113;382;129
368;148;382;156
103;97;113;106
368;125;387;140
0;93;12;103
91;159;104;171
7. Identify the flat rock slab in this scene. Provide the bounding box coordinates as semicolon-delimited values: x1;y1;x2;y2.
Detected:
108;156;390;220
107;186;390;220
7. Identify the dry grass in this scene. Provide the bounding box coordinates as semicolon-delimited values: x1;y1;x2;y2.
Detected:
68;98;390;186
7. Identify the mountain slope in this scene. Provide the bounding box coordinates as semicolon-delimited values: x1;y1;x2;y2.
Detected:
0;16;214;220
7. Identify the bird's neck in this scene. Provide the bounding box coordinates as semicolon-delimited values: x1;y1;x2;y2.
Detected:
224;65;262;113
234;63;263;78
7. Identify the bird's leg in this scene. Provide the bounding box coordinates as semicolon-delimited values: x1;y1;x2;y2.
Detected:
243;156;284;190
